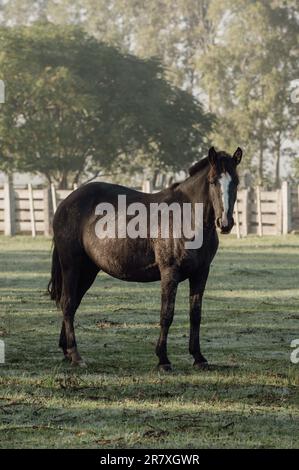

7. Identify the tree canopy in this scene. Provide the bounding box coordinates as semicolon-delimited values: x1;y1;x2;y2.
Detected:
0;1;298;186
199;0;299;185
0;22;212;187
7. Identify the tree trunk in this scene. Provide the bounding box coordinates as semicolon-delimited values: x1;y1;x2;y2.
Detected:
44;172;52;186
58;172;68;189
274;132;281;189
258;145;263;185
258;120;264;185
72;170;81;187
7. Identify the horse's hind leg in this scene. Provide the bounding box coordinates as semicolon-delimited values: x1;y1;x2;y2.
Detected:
59;256;99;366
156;268;179;371
59;322;68;359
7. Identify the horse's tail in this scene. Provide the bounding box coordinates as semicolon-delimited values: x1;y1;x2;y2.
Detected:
48;242;62;307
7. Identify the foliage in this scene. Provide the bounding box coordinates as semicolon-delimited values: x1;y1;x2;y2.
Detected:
0;1;298;186
29;0;298;186
0;22;211;187
199;0;299;185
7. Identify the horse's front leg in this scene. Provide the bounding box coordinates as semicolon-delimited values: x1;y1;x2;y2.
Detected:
156;268;179;371
189;267;210;369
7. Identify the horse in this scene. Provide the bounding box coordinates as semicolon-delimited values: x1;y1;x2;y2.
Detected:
48;146;242;370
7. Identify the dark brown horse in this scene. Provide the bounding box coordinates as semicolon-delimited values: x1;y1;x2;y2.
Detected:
48;146;242;370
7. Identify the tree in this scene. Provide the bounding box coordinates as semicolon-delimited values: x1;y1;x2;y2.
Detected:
36;0;220;93
0;1;220;93
0;0;48;25
0;22;212;187
198;0;299;185
3;1;297;185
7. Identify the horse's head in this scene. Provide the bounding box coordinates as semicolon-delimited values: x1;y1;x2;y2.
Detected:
207;146;242;234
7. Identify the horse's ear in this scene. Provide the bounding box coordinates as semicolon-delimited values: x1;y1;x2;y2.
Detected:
208;147;217;167
233;147;243;165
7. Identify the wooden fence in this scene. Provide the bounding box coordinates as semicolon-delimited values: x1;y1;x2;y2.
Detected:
0;181;298;237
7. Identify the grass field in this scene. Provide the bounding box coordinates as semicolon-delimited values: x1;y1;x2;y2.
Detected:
0;235;298;449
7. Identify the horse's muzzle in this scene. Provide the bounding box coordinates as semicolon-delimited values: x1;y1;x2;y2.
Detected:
216;217;234;234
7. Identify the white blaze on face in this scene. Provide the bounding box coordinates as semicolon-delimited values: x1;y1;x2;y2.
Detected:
219;172;232;227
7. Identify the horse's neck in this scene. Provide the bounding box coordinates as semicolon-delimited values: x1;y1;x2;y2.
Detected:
179;167;209;203
179;168;215;226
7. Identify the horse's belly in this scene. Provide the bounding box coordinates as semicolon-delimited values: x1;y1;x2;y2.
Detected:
83;236;160;282
102;264;161;282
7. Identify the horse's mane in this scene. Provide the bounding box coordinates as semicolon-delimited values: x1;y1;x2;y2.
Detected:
168;181;180;190
188;157;209;176
166;157;209;190
169;152;233;189
188;152;233;177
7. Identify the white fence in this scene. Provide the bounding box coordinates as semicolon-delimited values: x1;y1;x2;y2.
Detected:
0;181;298;237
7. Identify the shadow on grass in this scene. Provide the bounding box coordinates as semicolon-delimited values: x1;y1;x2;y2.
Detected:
0;384;298;448
1;237;299;448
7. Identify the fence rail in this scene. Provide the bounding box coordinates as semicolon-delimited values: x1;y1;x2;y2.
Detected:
0;180;298;237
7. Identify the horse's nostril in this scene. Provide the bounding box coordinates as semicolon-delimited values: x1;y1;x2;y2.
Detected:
222;213;228;227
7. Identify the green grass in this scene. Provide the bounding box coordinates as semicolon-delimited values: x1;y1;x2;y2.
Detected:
0;235;298;449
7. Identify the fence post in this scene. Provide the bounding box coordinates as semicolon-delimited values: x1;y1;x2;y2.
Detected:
142;179;152;193
242;188;249;236
256;186;263;237
4;179;15;236
51;184;57;213
276;189;282;235
28;184;36;238
43;187;51;236
282;181;291;234
234;194;241;239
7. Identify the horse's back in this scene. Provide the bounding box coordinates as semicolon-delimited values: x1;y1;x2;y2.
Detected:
53;182;146;234
56;182;144;213
52;181;219;283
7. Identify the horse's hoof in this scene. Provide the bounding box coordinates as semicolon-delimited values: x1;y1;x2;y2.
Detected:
71;360;87;368
158;363;172;372
193;361;209;370
62;351;72;362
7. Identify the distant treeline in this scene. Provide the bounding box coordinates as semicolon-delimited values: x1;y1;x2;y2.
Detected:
0;0;298;187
